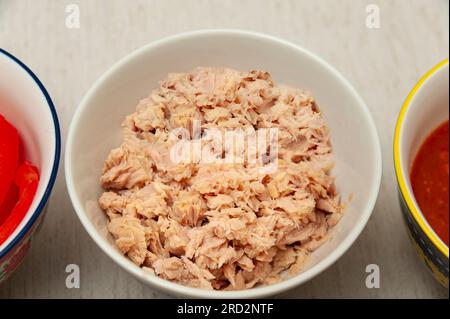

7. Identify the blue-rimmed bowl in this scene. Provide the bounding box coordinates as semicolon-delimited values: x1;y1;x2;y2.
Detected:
394;59;449;288
0;49;61;283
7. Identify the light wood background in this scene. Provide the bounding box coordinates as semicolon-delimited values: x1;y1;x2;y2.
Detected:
0;0;448;299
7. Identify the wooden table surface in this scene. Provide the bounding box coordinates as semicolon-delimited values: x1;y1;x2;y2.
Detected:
0;0;448;299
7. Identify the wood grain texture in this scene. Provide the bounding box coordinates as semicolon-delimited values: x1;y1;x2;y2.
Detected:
0;0;448;299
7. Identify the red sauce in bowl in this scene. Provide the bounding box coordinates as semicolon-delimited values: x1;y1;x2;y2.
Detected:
411;120;449;246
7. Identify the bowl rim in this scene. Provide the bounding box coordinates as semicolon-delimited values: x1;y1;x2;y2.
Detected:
0;48;61;259
393;58;449;258
65;29;382;298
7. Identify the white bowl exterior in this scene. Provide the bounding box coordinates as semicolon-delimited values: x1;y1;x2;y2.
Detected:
0;53;57;252
66;30;382;298
399;63;449;247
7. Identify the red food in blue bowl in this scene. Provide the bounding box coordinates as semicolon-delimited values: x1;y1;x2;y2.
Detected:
0;114;40;245
0;48;60;283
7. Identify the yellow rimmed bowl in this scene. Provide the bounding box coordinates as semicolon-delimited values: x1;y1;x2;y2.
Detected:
394;59;449;288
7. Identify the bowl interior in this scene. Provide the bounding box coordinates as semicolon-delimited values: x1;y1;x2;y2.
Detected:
0;51;57;253
399;62;449;249
67;31;381;297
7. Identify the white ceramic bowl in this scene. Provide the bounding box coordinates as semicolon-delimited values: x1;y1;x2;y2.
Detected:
66;30;382;298
0;49;60;282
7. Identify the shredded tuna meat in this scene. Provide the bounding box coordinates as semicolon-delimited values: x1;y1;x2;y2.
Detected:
99;67;344;290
